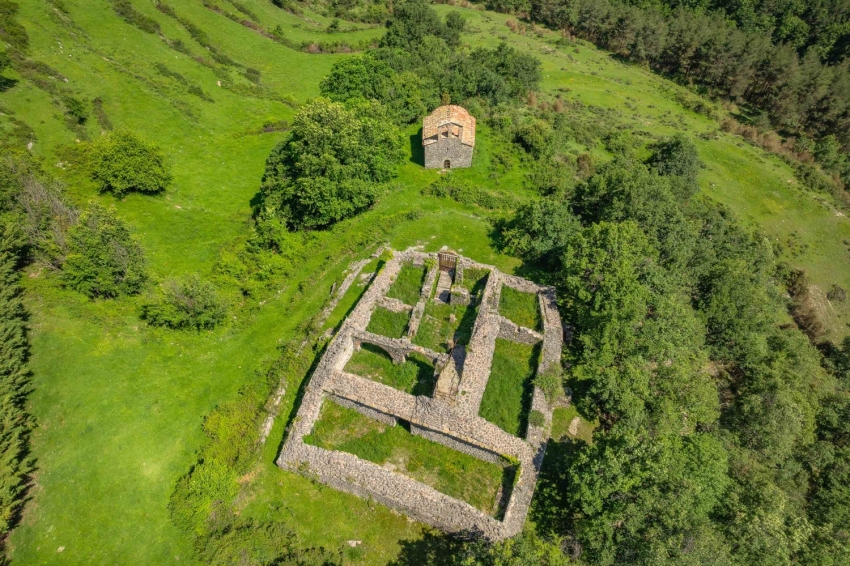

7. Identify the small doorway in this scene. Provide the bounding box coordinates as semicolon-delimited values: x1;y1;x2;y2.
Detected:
444;159;451;169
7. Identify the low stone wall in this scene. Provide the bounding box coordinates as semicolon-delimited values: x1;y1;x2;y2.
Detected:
378;296;413;313
410;423;505;465
407;264;438;340
328;393;398;426
497;316;543;345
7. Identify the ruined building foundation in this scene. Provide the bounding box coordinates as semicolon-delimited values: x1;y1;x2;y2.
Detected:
276;248;564;541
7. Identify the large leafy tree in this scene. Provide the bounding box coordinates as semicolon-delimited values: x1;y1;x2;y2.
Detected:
62;202;147;298
258;98;404;231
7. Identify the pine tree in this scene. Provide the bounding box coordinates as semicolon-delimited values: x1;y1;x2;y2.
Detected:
0;218;32;551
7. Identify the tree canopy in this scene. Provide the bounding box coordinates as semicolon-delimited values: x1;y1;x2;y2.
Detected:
62;202;147;298
258;98;404;232
89;129;172;196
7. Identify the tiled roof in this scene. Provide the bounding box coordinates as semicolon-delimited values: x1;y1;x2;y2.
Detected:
422;105;476;147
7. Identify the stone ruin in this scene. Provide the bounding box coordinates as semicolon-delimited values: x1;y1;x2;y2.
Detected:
277;248;564;541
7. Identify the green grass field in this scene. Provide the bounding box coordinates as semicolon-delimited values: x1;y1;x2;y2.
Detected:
550;405;596;445
344;344;437;396
366;307;411;339
7;0;850;563
479;339;541;436
498;286;543;331
386;263;427;306
304;401;509;515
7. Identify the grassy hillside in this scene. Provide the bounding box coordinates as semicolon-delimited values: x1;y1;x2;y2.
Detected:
4;0;850;564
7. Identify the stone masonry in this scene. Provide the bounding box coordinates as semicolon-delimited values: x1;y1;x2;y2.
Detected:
277;248;564;541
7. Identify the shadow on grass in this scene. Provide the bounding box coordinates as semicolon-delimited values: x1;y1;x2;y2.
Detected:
0;76;18;92
388;530;482;566
409;128;424;166
330;259;384;333
529;438;583;536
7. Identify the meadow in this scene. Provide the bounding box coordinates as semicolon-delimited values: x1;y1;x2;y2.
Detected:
5;0;850;564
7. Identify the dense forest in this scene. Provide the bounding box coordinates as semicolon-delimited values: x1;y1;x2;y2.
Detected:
479;0;850;189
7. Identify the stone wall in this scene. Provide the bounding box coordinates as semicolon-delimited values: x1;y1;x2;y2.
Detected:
424;138;473;169
276;247;564;541
410;423;505;465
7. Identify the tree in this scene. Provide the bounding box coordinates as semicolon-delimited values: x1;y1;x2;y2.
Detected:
648;133;702;200
0;219;32;550
90;129;172;196
320;55;428;123
142;274;228;330
62;202;147;298
572;160;697;269
500;197;580;270
563;429;730;566
380;0;460;50
258;98;404;231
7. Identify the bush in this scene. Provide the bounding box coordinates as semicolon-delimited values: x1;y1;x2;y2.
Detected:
528;409;545;428
533;364;564;404
90;129;172;195
142;274;228;330
62;202;147;298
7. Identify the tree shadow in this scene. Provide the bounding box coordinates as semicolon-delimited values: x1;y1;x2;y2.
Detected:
388;530;481;566
0;76;18;92
528;438;581;536
409;128;424;166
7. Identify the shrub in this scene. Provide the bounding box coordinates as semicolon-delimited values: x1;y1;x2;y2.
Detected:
528;409;545;428
62;202;147;298
89;129;172;195
111;0;160;34
142;274;227;330
62;96;88;125
533;364;565;404
828;284;847;302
